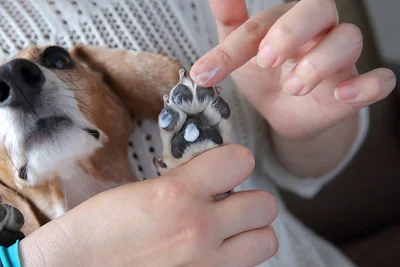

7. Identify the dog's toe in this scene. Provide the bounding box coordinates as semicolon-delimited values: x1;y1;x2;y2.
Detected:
158;106;180;132
172;84;193;106
212;97;231;119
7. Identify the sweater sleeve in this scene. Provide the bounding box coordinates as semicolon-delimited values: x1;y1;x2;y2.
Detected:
0;241;21;267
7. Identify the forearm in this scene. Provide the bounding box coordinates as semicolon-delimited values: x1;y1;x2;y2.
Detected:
270;112;360;178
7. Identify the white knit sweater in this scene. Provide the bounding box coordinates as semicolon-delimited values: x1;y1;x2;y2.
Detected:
0;1;369;266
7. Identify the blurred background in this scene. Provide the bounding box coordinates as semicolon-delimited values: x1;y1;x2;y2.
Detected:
282;1;400;266
364;0;400;78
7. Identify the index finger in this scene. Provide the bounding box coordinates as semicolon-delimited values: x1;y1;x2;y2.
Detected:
190;3;295;87
169;145;255;198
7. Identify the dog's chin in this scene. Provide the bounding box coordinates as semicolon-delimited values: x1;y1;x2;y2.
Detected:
25;116;73;149
20;118;103;187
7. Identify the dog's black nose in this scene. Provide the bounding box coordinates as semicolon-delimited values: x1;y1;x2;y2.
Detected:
0;59;44;109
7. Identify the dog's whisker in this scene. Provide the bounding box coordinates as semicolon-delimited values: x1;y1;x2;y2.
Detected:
77;105;96;126
63;182;68;211
80;160;96;183
61;76;86;92
58;94;96;119
77;188;91;201
60;76;82;84
3;132;17;172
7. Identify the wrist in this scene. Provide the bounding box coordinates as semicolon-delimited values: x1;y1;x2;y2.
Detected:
270;113;360;177
19;220;81;267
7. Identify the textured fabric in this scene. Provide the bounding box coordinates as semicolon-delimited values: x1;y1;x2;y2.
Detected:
0;241;21;267
0;1;368;266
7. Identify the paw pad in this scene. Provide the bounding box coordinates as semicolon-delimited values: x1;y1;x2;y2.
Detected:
154;69;231;173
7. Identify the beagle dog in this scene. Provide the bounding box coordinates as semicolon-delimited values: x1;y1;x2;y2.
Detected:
0;45;231;241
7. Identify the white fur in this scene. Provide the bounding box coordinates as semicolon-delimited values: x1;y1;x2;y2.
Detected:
25;126;102;186
54;202;67;218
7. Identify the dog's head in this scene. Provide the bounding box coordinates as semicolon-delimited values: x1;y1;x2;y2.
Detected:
0;45;182;233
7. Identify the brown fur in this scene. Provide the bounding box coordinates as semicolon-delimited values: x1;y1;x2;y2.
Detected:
0;45;183;235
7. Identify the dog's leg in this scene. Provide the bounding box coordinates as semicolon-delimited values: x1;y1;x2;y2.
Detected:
154;69;232;198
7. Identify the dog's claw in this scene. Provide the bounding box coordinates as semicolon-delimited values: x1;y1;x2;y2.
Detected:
154;68;231;173
178;69;186;82
163;94;169;106
153;156;168;174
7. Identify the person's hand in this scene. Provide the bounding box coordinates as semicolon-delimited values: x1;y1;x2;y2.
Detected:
20;145;278;267
191;0;396;140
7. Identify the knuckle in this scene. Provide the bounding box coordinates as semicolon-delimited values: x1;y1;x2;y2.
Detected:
298;59;323;84
340;23;363;49
269;23;296;48
241;20;265;41
213;46;233;66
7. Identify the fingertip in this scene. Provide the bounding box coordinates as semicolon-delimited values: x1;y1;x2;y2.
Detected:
268;226;279;257
377;68;397;89
233;144;256;170
190;60;207;86
334;68;396;105
190;59;223;87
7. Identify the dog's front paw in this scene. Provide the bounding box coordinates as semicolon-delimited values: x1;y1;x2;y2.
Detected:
154;69;231;174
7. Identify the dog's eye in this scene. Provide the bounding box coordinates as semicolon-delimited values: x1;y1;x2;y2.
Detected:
42;46;73;69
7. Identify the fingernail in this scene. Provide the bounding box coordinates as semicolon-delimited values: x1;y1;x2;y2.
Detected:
334;84;359;101
382;71;396;88
256;45;277;69
190;61;221;85
283;75;304;95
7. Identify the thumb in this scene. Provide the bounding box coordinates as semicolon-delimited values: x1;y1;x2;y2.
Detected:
169;145;255;198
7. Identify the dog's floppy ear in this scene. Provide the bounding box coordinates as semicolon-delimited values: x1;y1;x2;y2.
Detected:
0;183;40;235
71;46;184;120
